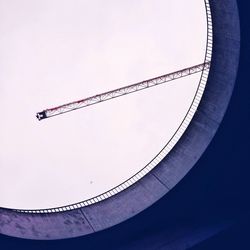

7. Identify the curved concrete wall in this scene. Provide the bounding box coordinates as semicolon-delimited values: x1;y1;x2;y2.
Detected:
0;0;240;240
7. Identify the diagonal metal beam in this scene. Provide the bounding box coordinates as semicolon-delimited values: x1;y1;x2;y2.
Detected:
36;61;211;121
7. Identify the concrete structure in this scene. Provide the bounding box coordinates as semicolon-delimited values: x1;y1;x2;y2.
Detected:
0;0;240;240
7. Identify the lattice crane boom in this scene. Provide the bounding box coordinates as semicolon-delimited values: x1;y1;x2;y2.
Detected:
36;61;210;121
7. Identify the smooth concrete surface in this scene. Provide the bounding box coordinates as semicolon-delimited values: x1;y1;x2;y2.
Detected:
118;218;235;250
0;0;240;240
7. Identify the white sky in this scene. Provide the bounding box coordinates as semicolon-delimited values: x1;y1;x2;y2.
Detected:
0;0;207;210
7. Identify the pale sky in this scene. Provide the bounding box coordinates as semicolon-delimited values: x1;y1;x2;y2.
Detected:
0;0;208;210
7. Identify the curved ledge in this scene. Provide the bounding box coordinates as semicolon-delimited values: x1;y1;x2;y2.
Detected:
0;0;240;240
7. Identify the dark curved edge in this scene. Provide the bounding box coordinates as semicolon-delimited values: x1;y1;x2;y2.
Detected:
0;0;240;240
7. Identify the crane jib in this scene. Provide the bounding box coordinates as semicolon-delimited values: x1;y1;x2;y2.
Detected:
36;61;210;121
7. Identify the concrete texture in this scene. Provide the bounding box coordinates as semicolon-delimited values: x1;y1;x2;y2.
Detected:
82;173;168;232
152;0;240;189
0;0;240;240
0;208;93;240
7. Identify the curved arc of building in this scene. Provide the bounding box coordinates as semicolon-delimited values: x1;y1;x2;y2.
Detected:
0;0;240;240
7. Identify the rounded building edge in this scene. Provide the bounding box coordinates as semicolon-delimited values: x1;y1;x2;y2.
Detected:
0;0;240;240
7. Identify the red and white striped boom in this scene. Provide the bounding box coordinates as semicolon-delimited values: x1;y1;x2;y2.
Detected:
36;61;210;121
